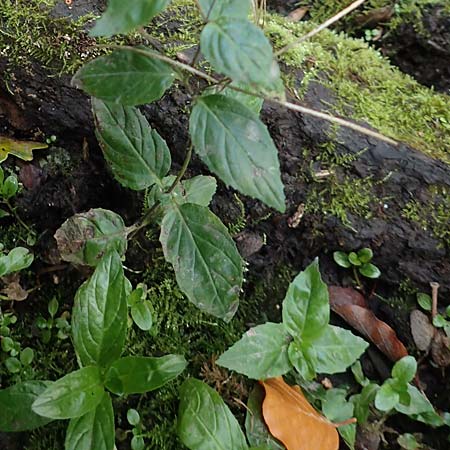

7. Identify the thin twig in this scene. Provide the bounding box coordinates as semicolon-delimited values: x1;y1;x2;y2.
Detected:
167;143;193;194
430;282;439;319
275;0;367;56
99;44;397;146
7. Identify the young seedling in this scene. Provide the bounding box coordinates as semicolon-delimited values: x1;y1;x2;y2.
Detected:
126;408;146;450
127;283;153;332
35;297;71;343
417;288;450;338
217;259;368;381
333;248;381;288
0;250;187;447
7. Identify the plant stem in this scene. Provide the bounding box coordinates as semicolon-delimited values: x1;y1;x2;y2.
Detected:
353;266;363;289
166;143;193;194
98;44;398;145
275;0;366;56
3;199;34;236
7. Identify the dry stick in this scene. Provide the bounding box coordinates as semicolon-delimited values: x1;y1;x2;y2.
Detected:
275;0;367;56
101;45;397;146
430;282;440;319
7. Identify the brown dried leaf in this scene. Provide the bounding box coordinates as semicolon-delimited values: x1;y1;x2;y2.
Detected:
287;7;308;22
1;274;28;301
261;377;339;450
410;309;434;351
431;332;450;367
329;286;408;362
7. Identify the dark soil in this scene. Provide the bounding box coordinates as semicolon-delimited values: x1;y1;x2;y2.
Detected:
0;2;449;450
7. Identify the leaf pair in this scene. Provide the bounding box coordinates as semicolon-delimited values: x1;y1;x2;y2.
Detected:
217;260;368;380
0;246;34;278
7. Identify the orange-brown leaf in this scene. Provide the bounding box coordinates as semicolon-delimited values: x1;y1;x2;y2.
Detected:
260;377;339;450
329;286;408;362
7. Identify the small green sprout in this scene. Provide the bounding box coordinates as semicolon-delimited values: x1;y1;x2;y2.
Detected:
127;283;153;332
333;248;381;287
127;408;146;450
35;297;71;343
417;292;450;338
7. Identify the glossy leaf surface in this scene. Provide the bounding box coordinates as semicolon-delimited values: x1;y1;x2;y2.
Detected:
93;99;171;190
177;378;248;450
160;203;243;321
73;49;175;106
65;392;115;450
32;366;104;420
217;323;291;379
282;260;329;340
105;355;187;394
190;95;285;211
54;208;127;267
91;0;171;37
0;381;53;432
72;251;128;367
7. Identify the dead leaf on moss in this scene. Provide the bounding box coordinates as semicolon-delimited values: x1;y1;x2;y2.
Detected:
287;7;308;22
329;286;408;362
0;136;48;163
1;274;28;301
410;309;435;351
260;377;339;450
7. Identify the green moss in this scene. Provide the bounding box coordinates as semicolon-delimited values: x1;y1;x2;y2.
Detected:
402;185;450;247
293;0;450;34
265;16;450;162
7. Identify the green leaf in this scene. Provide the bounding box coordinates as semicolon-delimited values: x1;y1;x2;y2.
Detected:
54;208;127;267
0;208;10;218
178;378;249;450
432;314;447;328
72;250;128;368
90;0;171;37
333;251;351;268
2;175;18;198
282;260;329;340
131;301;153;331
105;354;187;395
200;18;281;92
375;381;399;411
392;356;417;384
5;357;21;373
206;83;264;115
0;381;53;432
397;434;420;450
417;293;432;311
313;325;369;374
198;0;251;21
127;409;141;426
0;136;47;163
181;176;217;206
322;389;356;450
288;340;316;380
348;252;361;266
216;323;291;379
351;383;378;424
160;203;243;322
48;297;59;318
65;392;115;450
20;347;34;366
32;366;104;420
245;384;284;450
351;361;369;387
0;246;33;277
395;385;435;417
190;94;285;212
359;263;381;279
72;49;176;106
131;436;145;450
357;248;373;263
93;99;171;190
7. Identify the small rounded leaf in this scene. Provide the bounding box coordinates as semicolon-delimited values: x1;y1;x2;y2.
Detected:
357;248;373;263
131;436;145;450
20;347;34;366
131;301;153;331
348;252;361;266
333;251;351;268
127;409;141;426
5;357;21;373
417;293;432;311
392;356;417;384
375;382;399;411
432;314;447;328
359;263;381;279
